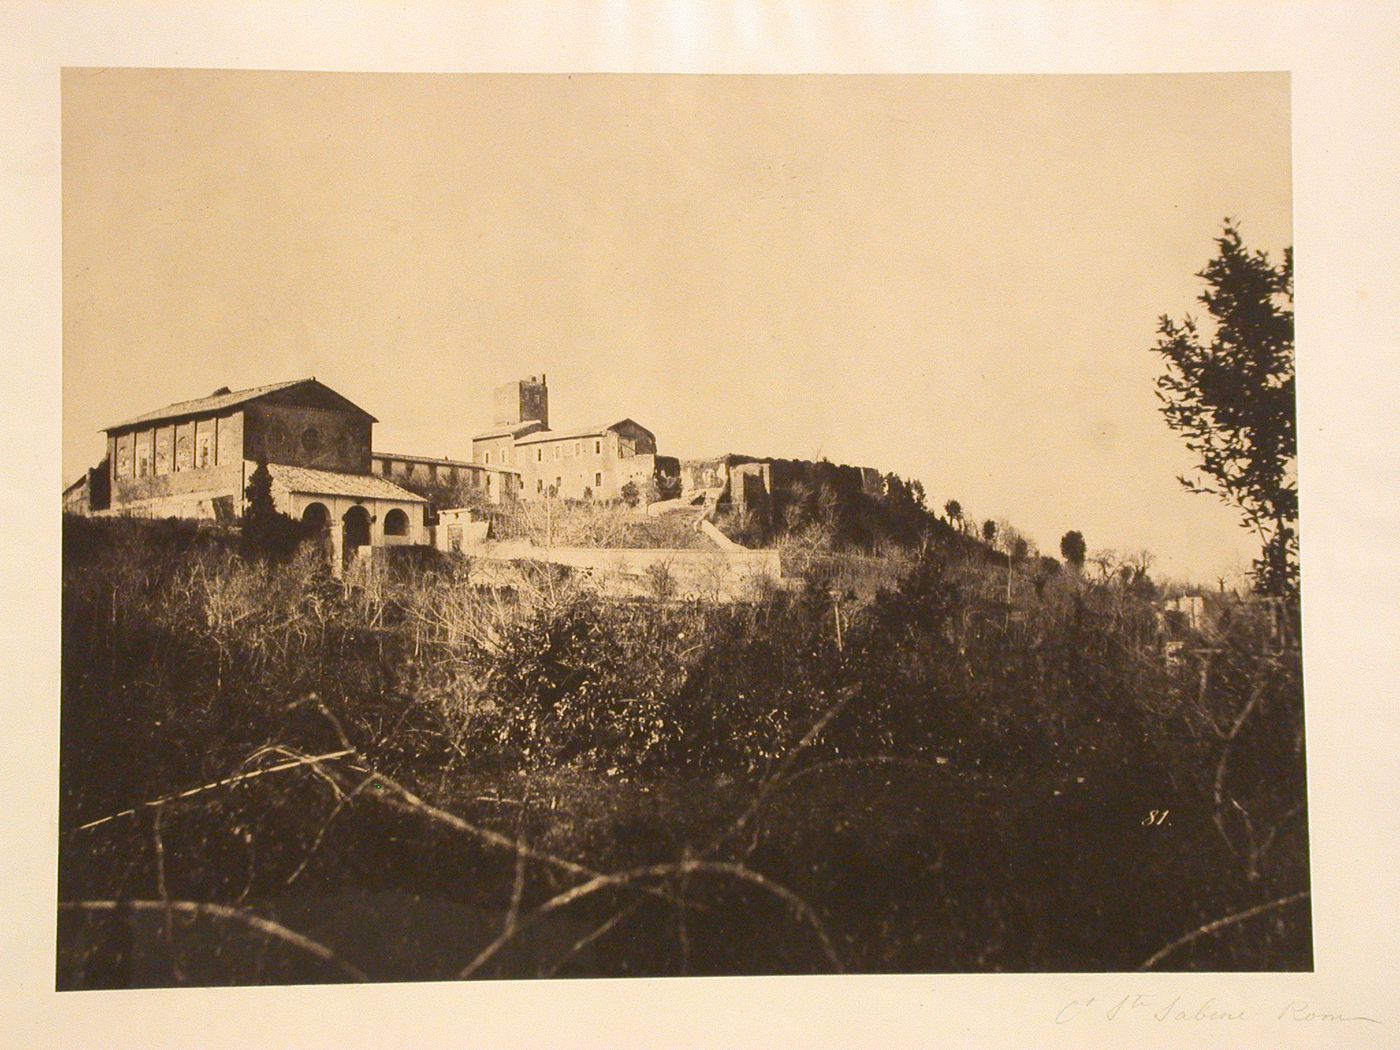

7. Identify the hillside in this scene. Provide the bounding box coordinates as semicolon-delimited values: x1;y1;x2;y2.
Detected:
58;516;1308;985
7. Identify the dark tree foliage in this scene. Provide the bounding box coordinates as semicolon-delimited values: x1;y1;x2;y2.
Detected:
981;519;997;545
1060;530;1087;570
943;499;962;525
1151;221;1297;597
240;460;307;559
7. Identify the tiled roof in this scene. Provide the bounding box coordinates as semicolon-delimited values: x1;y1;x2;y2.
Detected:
374;451;475;467
106;378;376;431
472;421;548;440
515;419;653;445
107;380;306;430
267;463;426;502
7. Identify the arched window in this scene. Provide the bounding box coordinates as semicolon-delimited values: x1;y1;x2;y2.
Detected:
384;508;410;537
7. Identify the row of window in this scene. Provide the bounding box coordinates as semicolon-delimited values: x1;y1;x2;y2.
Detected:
378;459;527;494
535;472;605;494
488;438;607;467
117;431;214;478
380;458;470;482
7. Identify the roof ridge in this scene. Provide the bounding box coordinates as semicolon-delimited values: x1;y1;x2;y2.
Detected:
103;378;340;432
266;462;427;502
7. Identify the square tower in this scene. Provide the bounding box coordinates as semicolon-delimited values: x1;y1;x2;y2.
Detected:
493;374;549;429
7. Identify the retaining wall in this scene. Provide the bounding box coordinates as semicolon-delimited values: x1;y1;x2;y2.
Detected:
466;539;783;600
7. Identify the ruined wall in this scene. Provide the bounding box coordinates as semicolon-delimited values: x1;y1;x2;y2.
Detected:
730;461;772;515
679;457;731;493
466;539;783;601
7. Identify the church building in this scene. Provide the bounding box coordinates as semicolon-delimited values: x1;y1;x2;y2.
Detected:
92;378;428;557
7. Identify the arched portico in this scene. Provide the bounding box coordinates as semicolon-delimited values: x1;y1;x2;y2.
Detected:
383;507;409;537
301;501;330;532
342;504;372;556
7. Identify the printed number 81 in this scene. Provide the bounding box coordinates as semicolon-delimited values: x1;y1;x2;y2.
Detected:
1142;809;1170;826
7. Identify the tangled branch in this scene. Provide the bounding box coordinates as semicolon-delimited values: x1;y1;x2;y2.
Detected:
59;899;370;982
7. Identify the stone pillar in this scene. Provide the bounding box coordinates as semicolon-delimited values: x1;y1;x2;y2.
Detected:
329;521;344;579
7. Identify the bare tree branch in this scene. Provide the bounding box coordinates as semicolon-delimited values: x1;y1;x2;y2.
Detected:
59;899;371;982
458;859;843;979
73;748;357;832
1137;891;1310;971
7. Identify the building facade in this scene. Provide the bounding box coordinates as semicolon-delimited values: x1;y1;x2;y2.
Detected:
92;378;427;556
372;451;520;504
512;420;661;501
471;376;673;501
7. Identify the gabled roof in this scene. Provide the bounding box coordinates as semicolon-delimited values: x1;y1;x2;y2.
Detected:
105;379;376;432
267;463;427;503
515;419;653;445
472;420;548;441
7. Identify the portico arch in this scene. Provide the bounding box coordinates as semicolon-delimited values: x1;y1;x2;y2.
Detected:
301;501;330;533
342;504;372;554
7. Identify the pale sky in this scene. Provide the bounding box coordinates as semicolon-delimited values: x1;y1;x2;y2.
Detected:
63;70;1292;584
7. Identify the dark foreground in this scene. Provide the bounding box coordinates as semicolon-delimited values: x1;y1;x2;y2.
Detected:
58;517;1310;986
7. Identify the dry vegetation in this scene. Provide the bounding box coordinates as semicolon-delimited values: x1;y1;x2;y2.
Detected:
484;499;713;550
59;515;1308;986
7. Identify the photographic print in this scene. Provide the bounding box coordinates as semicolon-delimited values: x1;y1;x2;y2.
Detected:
58;69;1308;988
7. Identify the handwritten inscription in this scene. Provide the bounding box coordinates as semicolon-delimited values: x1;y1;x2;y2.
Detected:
1055;995;1382;1026
1278;1001;1383;1024
1141;809;1171;826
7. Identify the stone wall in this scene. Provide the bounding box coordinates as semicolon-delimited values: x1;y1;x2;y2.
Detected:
107;408;249;513
463;539;783;601
374;455;519;504
680;454;878;508
514;432;662;503
244;402;371;474
107;436;245;515
493;376;549;429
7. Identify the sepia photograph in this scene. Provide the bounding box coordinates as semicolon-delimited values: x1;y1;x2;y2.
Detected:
54;67;1312;990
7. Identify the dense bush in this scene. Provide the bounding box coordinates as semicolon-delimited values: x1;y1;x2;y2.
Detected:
58;516;1309;986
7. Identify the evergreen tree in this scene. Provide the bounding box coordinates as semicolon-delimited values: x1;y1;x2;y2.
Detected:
241;460;302;558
